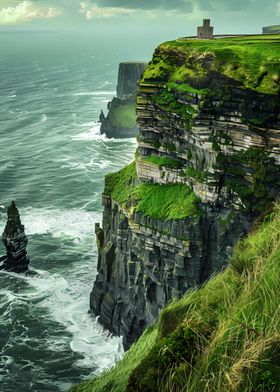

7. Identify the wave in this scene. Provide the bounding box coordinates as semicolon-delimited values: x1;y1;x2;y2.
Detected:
73;91;115;97
71;124;107;141
0;265;124;374
0;207;102;242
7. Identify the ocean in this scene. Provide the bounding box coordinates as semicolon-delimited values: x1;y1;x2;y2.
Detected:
0;31;149;391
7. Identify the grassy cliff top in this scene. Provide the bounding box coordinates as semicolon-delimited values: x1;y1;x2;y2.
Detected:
69;203;280;392
143;35;280;94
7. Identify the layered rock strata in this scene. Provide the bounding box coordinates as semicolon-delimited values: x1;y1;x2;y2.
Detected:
0;201;30;273
92;38;280;349
100;62;147;138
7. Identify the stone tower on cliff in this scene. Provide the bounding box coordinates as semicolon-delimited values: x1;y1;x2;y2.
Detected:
197;19;214;39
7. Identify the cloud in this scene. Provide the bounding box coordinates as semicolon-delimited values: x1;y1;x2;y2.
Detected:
0;1;62;25
80;2;135;19
84;0;268;14
87;0;192;12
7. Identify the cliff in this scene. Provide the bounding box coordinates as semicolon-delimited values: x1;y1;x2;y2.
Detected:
91;35;280;349
70;203;280;392
100;62;147;138
117;62;147;99
263;25;280;34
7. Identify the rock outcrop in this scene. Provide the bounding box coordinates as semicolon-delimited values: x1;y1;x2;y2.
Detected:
100;62;147;138
91;37;280;349
263;25;280;34
0;201;30;273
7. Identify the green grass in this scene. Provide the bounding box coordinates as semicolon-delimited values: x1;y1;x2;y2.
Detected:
153;88;196;125
167;80;210;96
111;102;137;129
69;204;280;392
185;166;208;182
103;161;201;220
133;183;201;220
142;155;182;169
104;161;137;205
142;35;280;95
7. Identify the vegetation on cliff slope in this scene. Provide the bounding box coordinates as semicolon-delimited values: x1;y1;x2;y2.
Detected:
110;102;137;129
143;35;280;95
69;203;280;392
142;155;182;169
104;161;201;220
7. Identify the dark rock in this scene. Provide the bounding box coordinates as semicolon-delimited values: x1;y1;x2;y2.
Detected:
90;202;252;349
0;201;30;273
117;62;147;99
99;62;147;139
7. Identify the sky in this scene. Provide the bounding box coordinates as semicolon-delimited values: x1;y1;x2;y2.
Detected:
0;0;279;37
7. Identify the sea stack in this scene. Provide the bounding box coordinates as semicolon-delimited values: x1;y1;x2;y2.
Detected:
0;201;30;273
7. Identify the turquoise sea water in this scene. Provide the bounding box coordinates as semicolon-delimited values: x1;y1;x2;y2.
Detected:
0;32;145;391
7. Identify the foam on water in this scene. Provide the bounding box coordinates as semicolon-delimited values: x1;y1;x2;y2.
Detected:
71;124;107;141
41;114;48;122
0;267;124;374
0;207;101;242
73;91;115;97
0;205;124;377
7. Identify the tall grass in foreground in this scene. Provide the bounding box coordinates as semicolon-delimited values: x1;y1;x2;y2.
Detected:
158;204;280;392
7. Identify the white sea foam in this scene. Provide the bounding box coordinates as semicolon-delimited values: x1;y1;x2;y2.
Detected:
41;114;48;122
38;276;124;370
71;124;107;141
76;121;96;128
97;160;110;169
0;207;101;241
73;91;114;97
0;267;124;372
26;208;101;240
0;203;124;373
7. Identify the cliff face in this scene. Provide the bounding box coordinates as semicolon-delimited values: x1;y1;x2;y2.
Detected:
92;36;280;349
263;25;280;34
100;62;147;138
117;62;147;99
